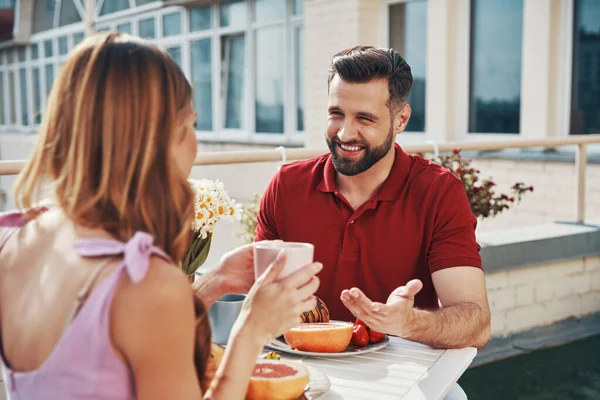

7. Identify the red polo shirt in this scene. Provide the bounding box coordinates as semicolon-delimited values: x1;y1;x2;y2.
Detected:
256;144;482;322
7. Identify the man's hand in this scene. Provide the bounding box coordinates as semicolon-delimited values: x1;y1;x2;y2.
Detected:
340;279;423;337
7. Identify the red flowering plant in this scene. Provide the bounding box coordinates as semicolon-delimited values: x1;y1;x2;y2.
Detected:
435;149;534;219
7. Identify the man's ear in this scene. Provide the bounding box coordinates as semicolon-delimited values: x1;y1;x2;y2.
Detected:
394;103;412;134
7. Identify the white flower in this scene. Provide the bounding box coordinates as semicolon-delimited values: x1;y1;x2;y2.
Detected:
188;178;241;239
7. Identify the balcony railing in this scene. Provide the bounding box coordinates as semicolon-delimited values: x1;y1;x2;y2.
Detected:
1;134;599;222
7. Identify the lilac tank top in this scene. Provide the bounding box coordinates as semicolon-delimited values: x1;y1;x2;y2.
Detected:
0;210;172;399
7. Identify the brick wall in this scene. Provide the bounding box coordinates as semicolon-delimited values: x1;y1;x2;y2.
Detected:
487;256;600;337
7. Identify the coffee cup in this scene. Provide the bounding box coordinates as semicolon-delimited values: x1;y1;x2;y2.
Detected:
208;294;246;345
253;242;314;280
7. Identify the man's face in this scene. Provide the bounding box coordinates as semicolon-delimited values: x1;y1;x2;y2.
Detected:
325;75;409;176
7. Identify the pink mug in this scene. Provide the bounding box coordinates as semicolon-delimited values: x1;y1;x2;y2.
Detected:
253;242;314;280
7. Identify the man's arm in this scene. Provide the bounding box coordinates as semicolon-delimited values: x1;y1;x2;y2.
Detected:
255;172;281;241
402;267;490;349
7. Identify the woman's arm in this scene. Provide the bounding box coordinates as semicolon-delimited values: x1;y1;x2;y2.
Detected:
112;258;202;400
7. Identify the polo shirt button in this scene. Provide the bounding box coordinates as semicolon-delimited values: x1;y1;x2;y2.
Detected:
350;220;355;224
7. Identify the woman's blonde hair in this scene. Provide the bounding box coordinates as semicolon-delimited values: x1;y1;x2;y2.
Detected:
13;32;194;262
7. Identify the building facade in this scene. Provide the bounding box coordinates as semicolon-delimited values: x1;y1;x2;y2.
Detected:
0;0;599;226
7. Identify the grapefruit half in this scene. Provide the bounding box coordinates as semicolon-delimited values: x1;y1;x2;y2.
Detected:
283;322;353;353
246;359;310;400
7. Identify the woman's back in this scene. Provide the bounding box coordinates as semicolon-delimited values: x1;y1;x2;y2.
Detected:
0;209;186;399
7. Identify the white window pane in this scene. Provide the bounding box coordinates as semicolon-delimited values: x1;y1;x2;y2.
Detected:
18;47;25;62
162;11;182;36
31;43;39;60
74;32;85;45
44;40;53;57
100;0;129;16
138;18;156;39
570;0;600;134
117;22;132;34
59;0;82;27
33;0;56;33
221;34;245;129
190;39;212;131
255;27;284;134
19;68;29;125
166;46;182;68
293;0;303;15
32;67;41;124
254;0;285;23
0;72;4;125
295;26;303;131
389;0;427;132
58;36;69;55
220;0;246;28
45;64;55;98
8;71;15;124
469;0;523;133
190;5;212;31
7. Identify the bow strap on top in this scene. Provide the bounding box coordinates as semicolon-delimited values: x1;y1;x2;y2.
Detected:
73;232;172;284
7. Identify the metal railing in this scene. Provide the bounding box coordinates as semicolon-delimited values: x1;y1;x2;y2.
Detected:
1;134;599;223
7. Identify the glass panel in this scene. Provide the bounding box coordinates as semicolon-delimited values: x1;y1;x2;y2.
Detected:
389;0;427;132
0;72;4;125
73;32;85;45
220;0;246;28
190;38;212;131
138;17;156;39
45;64;55;98
162;11;182;36
221;34;246;129
190;5;212;31
59;0;82;26
136;0;156;5
6;50;13;64
570;0;600;134
33;67;42;124
8;71;15;124
469;0;523;133
18;47;25;62
293;0;303;15
20;68;29;125
44;40;53;57
295;25;303;131
166;46;182;68
58;37;69;55
100;0;129;16
33;0;56;33
117;22;132;34
31;43;39;60
254;0;285;23
255;27;284;134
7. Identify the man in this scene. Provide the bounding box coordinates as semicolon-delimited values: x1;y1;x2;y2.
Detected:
255;46;490;350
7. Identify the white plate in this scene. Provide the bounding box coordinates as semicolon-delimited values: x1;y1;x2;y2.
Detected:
303;365;330;399
265;322;390;357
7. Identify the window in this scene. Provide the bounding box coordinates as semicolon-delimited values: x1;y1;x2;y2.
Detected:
570;0;600;134
221;34;246;129
255;27;284;134
0;71;4;125
59;0;82;27
139;17;156;39
100;0;129;16
190;39;212;131
33;0;56;33
190;5;212;31
162;11;182;37
58;37;69;56
469;0;523;134
388;0;427;132
117;22;132;34
73;32;85;45
32;68;42;124
220;0;247;28
19;68;29;125
166;46;182;68
254;0;285;23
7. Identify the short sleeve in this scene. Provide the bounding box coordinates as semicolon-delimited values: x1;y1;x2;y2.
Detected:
255;172;281;241
427;177;482;273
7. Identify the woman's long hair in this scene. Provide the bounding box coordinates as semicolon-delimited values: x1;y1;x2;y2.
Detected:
13;32;194;262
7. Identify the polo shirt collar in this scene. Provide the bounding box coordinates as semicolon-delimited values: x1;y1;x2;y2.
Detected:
317;143;411;201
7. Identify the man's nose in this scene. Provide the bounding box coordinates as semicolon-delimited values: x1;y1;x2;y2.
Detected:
338;120;358;142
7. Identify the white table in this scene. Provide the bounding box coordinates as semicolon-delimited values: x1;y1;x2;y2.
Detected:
268;337;476;400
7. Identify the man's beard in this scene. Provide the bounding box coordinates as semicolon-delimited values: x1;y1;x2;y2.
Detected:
326;126;395;176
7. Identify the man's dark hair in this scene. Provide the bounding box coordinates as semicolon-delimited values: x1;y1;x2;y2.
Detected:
327;45;413;112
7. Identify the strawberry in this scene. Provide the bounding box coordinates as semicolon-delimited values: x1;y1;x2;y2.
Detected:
354;318;369;331
369;329;386;344
351;325;369;347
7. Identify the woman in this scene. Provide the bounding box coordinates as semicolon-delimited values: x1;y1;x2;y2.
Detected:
0;32;320;399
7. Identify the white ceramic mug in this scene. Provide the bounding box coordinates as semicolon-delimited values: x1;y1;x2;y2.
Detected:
253;242;314;280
